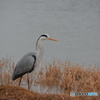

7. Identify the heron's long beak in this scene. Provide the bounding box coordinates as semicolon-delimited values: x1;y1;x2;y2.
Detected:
48;38;58;41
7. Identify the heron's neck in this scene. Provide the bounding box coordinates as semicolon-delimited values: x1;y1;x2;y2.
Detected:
36;39;44;67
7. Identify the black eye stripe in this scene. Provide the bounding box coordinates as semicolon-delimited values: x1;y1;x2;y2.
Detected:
40;35;48;38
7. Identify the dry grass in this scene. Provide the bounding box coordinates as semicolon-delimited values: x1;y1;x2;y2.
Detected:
0;58;100;100
0;85;99;100
0;85;73;100
36;61;100;94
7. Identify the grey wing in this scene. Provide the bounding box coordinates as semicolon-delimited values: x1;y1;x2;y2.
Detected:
12;52;36;80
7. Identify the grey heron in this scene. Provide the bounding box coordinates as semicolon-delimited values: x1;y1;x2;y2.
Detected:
12;34;58;89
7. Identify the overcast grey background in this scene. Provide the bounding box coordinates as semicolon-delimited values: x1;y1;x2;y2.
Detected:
0;0;100;67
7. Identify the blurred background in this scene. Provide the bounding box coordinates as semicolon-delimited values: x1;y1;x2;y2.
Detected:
0;0;100;67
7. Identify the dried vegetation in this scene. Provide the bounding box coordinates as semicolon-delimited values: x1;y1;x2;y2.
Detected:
0;58;100;100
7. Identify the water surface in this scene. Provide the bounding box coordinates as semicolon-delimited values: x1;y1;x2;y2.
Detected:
0;0;100;67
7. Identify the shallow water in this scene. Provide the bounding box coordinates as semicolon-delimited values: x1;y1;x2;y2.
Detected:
0;0;100;67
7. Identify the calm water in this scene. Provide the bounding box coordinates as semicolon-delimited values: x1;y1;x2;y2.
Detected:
0;0;100;67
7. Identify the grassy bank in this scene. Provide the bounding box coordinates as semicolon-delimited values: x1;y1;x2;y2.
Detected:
0;58;100;100
0;85;99;100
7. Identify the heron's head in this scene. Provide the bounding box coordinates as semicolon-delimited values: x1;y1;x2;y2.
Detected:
39;33;58;41
36;33;58;50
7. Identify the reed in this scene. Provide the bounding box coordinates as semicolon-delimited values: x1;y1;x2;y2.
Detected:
0;57;100;99
36;61;100;95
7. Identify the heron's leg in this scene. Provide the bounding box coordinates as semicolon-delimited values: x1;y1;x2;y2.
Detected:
27;73;30;90
19;76;22;86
